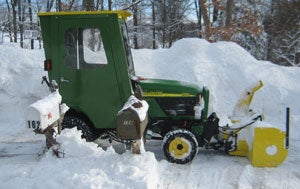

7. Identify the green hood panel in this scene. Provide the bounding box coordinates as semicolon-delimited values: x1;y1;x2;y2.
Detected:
138;78;201;97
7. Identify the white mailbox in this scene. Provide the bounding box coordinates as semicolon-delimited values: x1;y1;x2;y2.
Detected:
25;90;69;131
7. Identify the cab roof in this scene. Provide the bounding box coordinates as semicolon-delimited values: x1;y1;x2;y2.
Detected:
38;10;131;20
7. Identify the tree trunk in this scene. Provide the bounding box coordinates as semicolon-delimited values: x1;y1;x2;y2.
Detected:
152;1;156;49
82;0;94;11
47;0;54;12
36;0;42;49
200;0;211;39
213;5;218;23
5;0;12;42
28;0;34;49
57;0;62;11
101;0;104;10
68;0;75;11
225;0;234;27
132;0;138;49
108;0;112;10
18;0;23;48
162;0;167;48
95;0;104;10
194;0;202;37
11;0;17;43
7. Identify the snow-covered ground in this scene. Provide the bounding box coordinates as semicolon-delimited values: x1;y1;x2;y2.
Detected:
0;38;299;188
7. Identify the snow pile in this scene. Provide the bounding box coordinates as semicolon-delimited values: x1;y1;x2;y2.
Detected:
0;43;48;139
133;38;300;128
0;43;48;99
0;127;159;189
1;39;300;188
41;128;159;189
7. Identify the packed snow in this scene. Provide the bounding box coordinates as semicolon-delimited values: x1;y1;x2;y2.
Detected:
0;38;300;189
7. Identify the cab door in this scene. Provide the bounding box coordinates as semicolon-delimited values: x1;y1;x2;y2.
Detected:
58;17;122;129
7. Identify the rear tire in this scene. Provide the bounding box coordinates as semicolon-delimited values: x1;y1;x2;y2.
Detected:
162;129;198;164
62;116;96;142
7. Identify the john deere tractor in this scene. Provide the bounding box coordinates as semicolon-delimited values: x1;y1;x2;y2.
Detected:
25;10;288;166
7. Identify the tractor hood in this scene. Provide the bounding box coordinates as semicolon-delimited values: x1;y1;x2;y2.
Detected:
137;78;202;97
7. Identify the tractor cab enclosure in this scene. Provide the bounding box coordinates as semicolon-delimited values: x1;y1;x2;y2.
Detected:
39;11;135;133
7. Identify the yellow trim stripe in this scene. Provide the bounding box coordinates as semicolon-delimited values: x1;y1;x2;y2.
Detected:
143;92;195;97
38;10;131;20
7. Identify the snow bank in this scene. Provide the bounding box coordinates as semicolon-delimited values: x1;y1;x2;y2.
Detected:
0;43;48;139
0;43;48;99
133;38;300;129
0;128;159;189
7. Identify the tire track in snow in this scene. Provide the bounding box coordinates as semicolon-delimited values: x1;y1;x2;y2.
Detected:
0;140;45;163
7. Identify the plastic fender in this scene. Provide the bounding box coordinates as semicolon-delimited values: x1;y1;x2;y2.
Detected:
250;127;288;167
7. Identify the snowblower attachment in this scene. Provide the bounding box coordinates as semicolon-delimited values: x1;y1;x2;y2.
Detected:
25;79;69;156
225;80;288;167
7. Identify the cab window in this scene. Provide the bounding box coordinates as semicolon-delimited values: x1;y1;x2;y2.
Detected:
65;28;108;69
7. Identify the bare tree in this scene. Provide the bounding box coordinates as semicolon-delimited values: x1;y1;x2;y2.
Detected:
199;0;210;39
212;0;218;23
265;0;300;66
132;0;138;49
154;0;191;47
95;0;105;10
194;0;202;37
151;0;156;49
68;0;75;11
108;0;112;10
5;0;12;42
46;0;54;11
225;0;234;26
272;31;300;66
56;0;61;11
82;0;94;10
10;0;18;43
17;0;23;48
28;0;34;49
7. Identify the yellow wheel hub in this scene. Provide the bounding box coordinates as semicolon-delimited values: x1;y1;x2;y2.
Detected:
169;137;190;158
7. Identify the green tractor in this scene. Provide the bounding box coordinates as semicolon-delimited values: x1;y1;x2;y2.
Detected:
26;10;288;166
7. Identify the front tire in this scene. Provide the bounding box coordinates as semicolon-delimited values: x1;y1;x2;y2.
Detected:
162;129;198;164
62;116;96;142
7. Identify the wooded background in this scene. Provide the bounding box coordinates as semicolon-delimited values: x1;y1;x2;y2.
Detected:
0;0;299;67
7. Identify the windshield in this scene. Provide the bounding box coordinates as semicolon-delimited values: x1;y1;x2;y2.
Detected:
120;21;135;75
